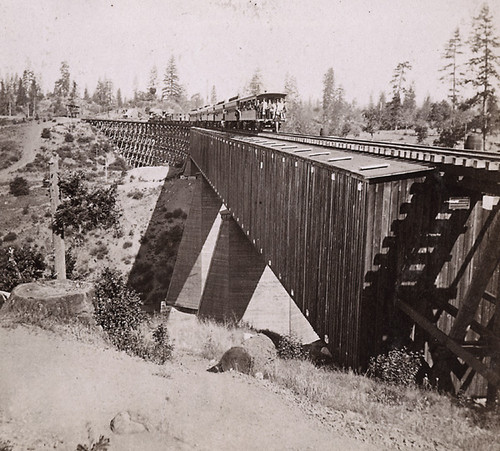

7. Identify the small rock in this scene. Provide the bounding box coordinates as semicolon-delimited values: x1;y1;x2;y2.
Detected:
110;411;151;434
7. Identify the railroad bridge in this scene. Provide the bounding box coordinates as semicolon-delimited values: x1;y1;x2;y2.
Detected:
88;118;500;399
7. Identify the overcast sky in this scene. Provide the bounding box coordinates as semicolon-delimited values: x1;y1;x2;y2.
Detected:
1;0;499;105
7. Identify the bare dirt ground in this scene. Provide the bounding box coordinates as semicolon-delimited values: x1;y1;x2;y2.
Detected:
0;121;45;181
0;325;372;451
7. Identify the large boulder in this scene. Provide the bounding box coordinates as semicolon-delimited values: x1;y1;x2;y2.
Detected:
208;347;252;374
0;280;95;324
242;333;277;376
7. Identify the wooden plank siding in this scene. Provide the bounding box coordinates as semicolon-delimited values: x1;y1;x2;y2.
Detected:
190;128;428;369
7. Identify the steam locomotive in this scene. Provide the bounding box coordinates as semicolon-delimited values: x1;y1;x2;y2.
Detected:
150;92;287;132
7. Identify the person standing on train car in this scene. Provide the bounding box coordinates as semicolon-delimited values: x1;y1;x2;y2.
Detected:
269;100;277;120
260;98;267;119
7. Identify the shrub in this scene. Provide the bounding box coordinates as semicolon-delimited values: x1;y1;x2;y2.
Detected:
0;245;46;291
414;123;429;144
367;347;422;386
93;269;173;364
127;189;144;200
41;128;51;139
64;133;74;143
108;157;128;172
77;135;93;144
2;232;17;242
277;334;309;360
123;241;133;249
172;208;184;218
9;176;29;196
93;268;145;338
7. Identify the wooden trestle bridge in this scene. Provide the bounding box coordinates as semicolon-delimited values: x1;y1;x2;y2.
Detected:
87;118;500;400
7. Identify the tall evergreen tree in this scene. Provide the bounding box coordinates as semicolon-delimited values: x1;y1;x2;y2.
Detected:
116;88;123;108
162;56;183;102
391;61;412;97
54;61;71;98
93;79;114;112
246;69;264;96
148;66;158;100
210;85;217;104
467;4;500;149
401;84;417;129
16;78;28;111
440;28;465;113
282;73;303;132
322;67;335;122
69;81;78;100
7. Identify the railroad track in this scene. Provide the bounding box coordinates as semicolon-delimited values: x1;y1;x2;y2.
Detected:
256;131;500;172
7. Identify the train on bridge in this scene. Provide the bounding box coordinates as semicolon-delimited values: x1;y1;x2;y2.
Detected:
149;92;287;132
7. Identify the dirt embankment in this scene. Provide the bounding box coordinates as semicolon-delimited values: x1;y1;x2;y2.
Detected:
0;325;372;451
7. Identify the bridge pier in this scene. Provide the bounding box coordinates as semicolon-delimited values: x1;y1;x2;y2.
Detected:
166;171;317;342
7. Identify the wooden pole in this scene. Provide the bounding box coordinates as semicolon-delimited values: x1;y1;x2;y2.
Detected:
49;155;66;280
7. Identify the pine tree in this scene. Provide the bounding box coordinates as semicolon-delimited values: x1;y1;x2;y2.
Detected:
210;85;217;104
116;88;123;108
283;73;303;132
54;61;71;98
401;84;417;129
246;69;264;96
322;68;335;122
440;28;465;112
148;66;158;100
16;78;28;111
391;61;412;97
467;4;500;150
93;79;114;112
69;81;78;100
162;56;183;103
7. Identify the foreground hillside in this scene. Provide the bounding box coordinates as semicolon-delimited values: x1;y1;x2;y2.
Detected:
1;316;499;450
0;321;372;451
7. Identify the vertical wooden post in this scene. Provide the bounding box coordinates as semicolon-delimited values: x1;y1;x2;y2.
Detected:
487;279;500;406
49;155;66;280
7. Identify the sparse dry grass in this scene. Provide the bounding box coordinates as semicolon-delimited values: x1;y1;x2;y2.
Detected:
167;313;252;361
167;315;500;450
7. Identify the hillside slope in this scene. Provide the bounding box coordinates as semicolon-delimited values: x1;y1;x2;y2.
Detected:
0;325;372;451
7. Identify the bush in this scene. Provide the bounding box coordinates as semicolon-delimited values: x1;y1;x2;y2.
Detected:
108;157;129;172
367;347;422;386
172;208;184;218
41;128;51;139
277;334;308;360
93;268;145;337
64;133;74;143
123;241;133;249
127;189;144;200
0;245;46;291
2;232;17;242
93;269;173;364
77;135;93;144
9;176;29;196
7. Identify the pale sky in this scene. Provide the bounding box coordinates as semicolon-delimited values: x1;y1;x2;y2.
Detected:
1;0;499;105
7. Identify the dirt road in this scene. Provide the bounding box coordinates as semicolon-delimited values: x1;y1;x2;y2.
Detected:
0;121;45;182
